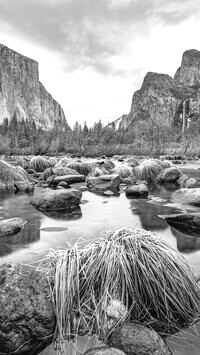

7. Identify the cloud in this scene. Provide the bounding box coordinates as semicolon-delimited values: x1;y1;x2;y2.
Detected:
0;0;199;75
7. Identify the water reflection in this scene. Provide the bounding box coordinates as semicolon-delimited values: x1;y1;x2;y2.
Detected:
171;227;200;253
42;207;82;221
129;199;168;231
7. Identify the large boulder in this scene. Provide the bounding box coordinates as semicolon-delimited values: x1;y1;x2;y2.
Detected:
87;174;120;193
30;188;82;211
126;183;148;197
172;188;200;206
0;160;34;192
0;264;55;355
54;174;85;184
107;323;172;355
0;218;26;236
158;167;181;183
164;212;200;235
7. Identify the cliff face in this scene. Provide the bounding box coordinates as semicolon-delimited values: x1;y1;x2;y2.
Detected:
110;49;200;129
0;44;68;129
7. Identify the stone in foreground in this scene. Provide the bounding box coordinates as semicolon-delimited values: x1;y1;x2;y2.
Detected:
0;217;26;236
172;188;200;206
126;183;148;197
87;174;120;192
164;212;200;235
0;264;55;355
107;323;172;355
84;347;126;355
30;188;82;211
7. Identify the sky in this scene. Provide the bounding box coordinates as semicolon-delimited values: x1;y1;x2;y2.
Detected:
0;0;200;128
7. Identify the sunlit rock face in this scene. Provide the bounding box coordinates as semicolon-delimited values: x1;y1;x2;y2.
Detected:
174;49;200;86
0;44;68;129
110;49;200;129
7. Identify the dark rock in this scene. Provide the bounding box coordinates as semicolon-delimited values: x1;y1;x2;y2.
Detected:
84;347;126;355
164;212;200;235
87;174;120;193
107;323;172;355
26;168;35;174
57;181;70;189
0;263;55;355
30;188;82;211
172;188;200;206
0;218;26;236
158;167;181;183
54;174;85;184
126;183;148;197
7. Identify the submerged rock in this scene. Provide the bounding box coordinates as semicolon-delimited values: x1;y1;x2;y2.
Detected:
87;174;120;192
84;348;126;355
107;323;172;355
164;212;200;235
0;264;55;355
126;183;148;197
30;188;82;211
172;188;200;206
0;217;26;236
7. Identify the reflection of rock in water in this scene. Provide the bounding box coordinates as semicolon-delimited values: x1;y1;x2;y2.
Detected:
129;200;168;231
171;227;200;253
42;206;82;220
0;215;40;257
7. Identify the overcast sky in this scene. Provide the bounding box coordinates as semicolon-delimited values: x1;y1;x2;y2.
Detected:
0;0;200;127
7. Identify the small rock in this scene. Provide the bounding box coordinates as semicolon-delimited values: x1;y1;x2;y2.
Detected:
158;167;181;183
105;299;128;320
84;347;126;355
104;190;114;196
87;174;120;193
107;322;172;355
164;212;200;235
54;174;85;184
57;181;70;189
126;184;148;198
172;188;200;206
185;178;197;187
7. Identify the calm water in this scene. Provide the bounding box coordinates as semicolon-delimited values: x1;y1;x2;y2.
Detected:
0;168;200;354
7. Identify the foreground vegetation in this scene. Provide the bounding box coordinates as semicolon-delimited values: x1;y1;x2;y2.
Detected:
39;227;200;350
0;116;200;157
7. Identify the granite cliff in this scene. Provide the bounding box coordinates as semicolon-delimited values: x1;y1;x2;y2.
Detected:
0;44;68;129
109;49;200;130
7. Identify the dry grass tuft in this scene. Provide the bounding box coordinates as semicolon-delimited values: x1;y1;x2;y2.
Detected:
30;156;50;172
113;164;133;179
135;159;163;183
155;159;172;169
0;160;31;190
38;227;200;348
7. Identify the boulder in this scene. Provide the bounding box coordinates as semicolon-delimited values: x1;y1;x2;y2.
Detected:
158;167;181;183
185;178;197;188
0;218;26;236
164;212;200;235
84;348;126;355
0;264;55;355
87;174;120;193
172;188;200;206
54;174;85;184
107;323;172;355
30;188;82;211
126;183;149;198
0;160;34;192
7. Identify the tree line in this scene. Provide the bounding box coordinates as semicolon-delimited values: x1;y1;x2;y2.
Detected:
0;114;200;157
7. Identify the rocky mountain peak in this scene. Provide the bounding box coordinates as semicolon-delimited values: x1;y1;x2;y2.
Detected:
0;44;69;129
174;49;200;86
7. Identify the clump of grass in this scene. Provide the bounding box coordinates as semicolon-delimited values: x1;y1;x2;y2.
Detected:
87;166;109;178
48;157;59;167
54;157;70;169
30;156;50;172
16;157;30;170
135;159;163;183
53;167;80;176
67;162;95;176
113;163;133;179
39;228;200;348
96;159;115;172
155;159;172;169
